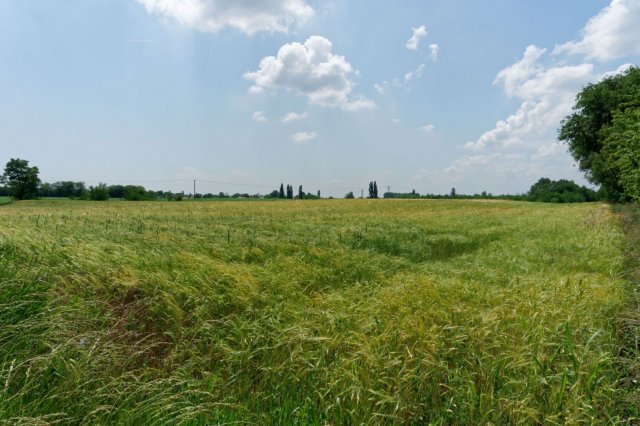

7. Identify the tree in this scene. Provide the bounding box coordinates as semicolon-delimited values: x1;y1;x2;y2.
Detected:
317;190;321;198
89;183;110;201
527;177;598;203
559;66;640;201
368;182;374;198
298;185;304;199
286;184;293;199
279;183;285;198
450;187;456;198
345;191;355;199
1;158;40;200
373;181;378;199
124;185;153;201
598;108;640;201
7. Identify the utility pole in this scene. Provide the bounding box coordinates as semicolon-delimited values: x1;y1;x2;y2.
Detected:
193;180;196;197
361;189;364;198
387;186;390;194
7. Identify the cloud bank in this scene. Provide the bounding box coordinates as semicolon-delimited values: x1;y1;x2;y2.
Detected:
554;0;640;61
137;0;313;35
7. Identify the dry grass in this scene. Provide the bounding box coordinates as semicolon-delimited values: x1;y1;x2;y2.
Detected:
0;199;635;424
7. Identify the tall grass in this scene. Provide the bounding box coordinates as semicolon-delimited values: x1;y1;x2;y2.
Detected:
0;199;635;423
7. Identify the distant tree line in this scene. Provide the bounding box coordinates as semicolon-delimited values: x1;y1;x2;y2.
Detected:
382;189;526;201
0;158;603;204
264;183;323;199
381;179;598;203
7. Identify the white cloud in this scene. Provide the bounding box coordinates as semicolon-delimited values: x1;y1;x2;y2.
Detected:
404;64;426;84
375;64;426;95
281;112;307;123
493;45;546;97
244;36;375;111
554;0;640;61
465;46;595;151
341;95;376;111
374;83;387;95
429;43;439;61
533;143;564;159
412;151;581;193
406;25;427;50
420;124;435;133
291;131;317;142
468;1;640;153
252;111;267;123
137;0;313;35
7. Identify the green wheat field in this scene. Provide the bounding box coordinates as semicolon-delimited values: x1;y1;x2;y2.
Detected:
0;199;637;424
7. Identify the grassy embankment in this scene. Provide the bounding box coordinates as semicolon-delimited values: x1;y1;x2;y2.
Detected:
0;199;636;424
614;204;640;416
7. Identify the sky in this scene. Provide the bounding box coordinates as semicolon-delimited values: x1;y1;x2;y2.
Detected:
1;0;639;197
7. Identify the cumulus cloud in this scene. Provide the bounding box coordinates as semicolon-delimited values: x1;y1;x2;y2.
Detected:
406;25;427;50
493;45;546;97
554;0;640;61
420;124;435;133
281;112;307;123
252;111;267;123
137;0;313;35
244;36;375;111
429;44;439;61
465;46;595;151
291;131;317;142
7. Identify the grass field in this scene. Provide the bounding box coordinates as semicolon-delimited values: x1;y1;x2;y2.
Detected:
0;199;636;424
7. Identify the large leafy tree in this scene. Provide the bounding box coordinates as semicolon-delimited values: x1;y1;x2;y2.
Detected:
599;108;640;201
559;66;640;201
1;158;41;200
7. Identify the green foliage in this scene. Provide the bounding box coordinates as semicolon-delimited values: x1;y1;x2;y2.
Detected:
559;66;640;201
107;185;126;198
0;200;634;423
527;178;599;203
344;191;355;199
599;108;640;201
123;185;154;201
39;181;87;198
368;181;379;199
88;183;110;201
1;158;40;200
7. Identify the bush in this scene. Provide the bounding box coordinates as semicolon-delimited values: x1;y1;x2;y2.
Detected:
88;183;110;201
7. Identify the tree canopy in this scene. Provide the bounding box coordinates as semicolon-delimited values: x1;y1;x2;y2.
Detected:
527;178;598;203
1;158;40;200
559;66;640;201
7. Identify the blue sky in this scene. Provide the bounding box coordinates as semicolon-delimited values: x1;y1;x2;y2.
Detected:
1;0;639;196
